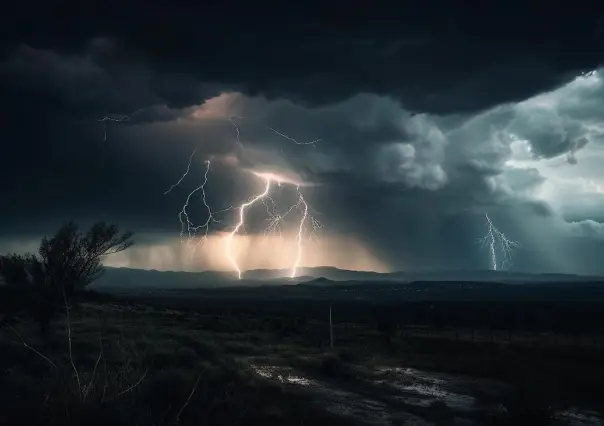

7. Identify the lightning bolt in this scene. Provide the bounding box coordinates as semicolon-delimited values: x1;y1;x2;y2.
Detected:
173;158;233;255
228;115;245;151
98;109;321;146
291;186;308;278
97;108;144;142
164;149;197;195
229;115;321;147
225;174;272;279
224;173;321;279
98;108;324;277
266;125;321;147
162;115;323;279
479;213;521;271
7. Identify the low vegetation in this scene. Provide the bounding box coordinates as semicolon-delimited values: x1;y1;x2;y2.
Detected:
0;300;360;426
1;221;132;338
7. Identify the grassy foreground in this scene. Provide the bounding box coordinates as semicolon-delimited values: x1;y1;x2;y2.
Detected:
0;300;353;426
2;294;603;425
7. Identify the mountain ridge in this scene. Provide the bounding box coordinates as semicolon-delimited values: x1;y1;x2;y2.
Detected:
93;266;603;290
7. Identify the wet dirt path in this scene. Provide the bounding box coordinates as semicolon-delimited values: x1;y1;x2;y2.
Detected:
249;360;603;426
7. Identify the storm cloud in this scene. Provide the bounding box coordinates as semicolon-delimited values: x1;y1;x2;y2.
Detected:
1;4;604;275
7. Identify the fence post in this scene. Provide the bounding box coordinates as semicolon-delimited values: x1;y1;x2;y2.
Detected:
329;299;333;350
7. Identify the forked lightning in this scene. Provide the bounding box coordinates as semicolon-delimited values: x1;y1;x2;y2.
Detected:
479;213;521;271
162;116;322;279
224;174;273;279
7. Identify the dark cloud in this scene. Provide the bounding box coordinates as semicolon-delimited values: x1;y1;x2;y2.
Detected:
2;3;604;276
2;3;604;118
0;44;221;119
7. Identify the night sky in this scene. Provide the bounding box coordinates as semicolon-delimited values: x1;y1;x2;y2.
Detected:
1;3;604;275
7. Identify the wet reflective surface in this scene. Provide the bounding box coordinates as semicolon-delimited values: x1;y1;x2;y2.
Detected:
557;409;604;426
251;363;603;426
252;364;425;425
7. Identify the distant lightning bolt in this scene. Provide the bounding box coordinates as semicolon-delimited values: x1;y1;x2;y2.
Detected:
190;159;232;253
229;115;321;147
176;160;208;242
164;149;197;195
266;125;321;147
173;158;232;255
98;109;321;147
479;213;521;271
228;116;245;151
97;108;144;142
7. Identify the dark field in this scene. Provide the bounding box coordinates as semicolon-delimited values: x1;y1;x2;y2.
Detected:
2;285;604;426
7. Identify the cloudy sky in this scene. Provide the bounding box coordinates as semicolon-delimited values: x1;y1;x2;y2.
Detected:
1;3;604;276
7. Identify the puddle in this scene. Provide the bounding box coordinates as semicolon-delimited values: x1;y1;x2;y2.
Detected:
251;364;428;425
251;364;313;386
555;408;604;426
374;366;490;412
391;382;475;409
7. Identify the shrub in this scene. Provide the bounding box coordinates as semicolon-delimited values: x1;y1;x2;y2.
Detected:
0;221;133;338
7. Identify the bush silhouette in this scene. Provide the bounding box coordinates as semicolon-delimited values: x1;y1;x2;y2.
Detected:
0;221;133;337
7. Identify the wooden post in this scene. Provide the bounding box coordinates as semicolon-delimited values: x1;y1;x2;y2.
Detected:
329;299;333;350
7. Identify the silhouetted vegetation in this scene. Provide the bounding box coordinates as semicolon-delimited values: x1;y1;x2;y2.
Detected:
0;221;133;337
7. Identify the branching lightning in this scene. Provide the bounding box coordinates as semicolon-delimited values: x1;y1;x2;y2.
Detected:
219;172;321;279
161;116;323;279
479;213;521;271
174;158;233;255
229;115;322;147
98;107;323;278
98;108;144;142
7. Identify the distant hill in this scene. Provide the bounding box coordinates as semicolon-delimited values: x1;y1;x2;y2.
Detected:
305;277;335;286
230;266;602;284
91;266;602;291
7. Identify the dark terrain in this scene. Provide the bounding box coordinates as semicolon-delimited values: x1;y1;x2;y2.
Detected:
2;271;604;425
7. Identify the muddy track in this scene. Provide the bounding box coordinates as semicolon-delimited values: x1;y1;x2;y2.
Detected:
248;360;604;426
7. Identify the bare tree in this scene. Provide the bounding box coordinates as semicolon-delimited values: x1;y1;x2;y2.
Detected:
39;221;133;299
0;221;133;337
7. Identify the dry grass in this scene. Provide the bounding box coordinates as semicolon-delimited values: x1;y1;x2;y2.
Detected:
2;297;603;425
0;302;353;426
